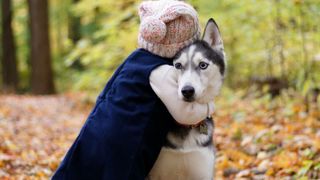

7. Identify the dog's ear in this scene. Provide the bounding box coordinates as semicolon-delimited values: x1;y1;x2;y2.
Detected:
202;18;224;52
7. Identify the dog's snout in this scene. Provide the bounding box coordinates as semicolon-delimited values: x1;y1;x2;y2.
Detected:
181;86;195;100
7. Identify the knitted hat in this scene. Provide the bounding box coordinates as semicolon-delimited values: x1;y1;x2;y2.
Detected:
138;0;201;58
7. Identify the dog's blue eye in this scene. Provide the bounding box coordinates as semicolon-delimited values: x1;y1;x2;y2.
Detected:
174;63;183;70
199;62;209;70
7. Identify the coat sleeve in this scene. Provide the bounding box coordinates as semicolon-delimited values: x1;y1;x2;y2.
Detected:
149;65;215;125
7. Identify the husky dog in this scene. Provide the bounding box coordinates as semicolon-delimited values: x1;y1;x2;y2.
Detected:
148;19;226;180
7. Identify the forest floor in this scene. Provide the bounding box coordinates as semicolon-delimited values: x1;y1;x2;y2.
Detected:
0;92;319;179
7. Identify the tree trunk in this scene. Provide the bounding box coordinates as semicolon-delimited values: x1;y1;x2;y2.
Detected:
68;0;81;43
1;0;19;92
68;0;83;69
28;0;55;94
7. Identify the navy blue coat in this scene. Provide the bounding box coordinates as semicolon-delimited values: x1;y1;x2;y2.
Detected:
52;49;176;180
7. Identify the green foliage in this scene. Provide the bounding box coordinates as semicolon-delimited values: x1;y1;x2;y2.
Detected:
8;0;320;95
56;0;140;93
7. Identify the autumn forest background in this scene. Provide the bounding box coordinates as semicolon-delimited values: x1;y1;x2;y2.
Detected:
0;0;320;179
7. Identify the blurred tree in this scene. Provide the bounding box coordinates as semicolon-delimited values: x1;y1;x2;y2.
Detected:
1;0;19;92
68;0;83;69
68;0;81;44
28;0;55;94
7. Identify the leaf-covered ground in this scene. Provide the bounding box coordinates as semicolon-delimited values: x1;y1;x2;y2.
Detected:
0;94;90;179
214;91;320;179
0;93;319;179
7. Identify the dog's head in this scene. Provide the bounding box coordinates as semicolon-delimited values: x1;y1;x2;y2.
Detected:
173;18;226;103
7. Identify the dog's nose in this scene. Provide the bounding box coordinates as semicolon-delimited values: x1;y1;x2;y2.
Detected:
181;86;195;99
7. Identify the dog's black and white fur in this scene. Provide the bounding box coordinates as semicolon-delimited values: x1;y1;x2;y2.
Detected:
148;19;226;180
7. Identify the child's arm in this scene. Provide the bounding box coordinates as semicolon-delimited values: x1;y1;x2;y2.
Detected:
150;65;215;125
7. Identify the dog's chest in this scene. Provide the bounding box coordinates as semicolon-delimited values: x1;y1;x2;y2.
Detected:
148;147;215;180
148;119;215;180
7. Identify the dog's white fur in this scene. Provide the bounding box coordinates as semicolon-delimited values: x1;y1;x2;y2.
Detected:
149;127;215;180
149;148;215;180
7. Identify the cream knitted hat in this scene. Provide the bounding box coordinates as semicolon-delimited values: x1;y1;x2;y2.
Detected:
138;0;201;58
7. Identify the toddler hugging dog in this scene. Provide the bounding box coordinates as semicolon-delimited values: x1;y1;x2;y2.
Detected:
52;0;214;179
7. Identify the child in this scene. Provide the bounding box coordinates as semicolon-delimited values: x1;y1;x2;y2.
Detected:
52;0;214;179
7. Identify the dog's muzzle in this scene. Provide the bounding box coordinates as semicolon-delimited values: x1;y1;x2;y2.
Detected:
181;86;195;102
